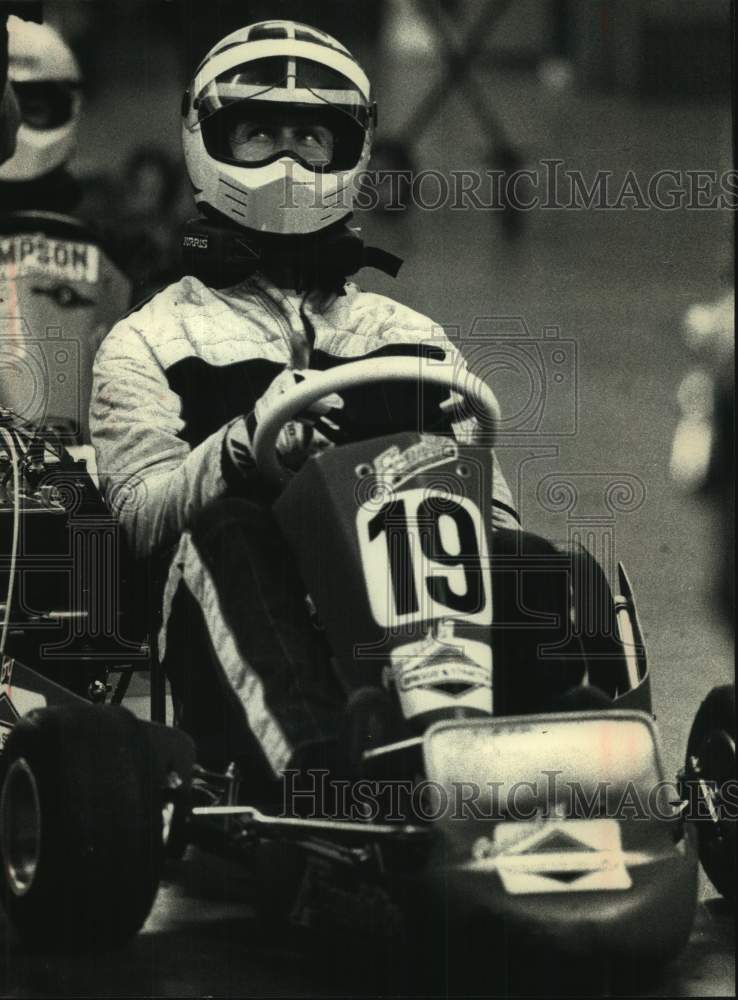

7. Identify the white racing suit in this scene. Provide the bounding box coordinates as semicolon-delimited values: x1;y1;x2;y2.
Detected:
90;272;520;794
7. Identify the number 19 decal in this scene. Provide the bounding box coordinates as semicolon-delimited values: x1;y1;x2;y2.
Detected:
356;489;492;628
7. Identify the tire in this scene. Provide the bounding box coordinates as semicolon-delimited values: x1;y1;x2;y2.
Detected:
0;704;165;949
686;684;735;902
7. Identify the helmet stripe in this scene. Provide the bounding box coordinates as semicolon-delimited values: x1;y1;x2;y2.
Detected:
217;82;363;106
194;39;369;102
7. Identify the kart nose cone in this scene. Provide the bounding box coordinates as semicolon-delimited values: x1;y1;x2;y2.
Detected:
415;820;699;965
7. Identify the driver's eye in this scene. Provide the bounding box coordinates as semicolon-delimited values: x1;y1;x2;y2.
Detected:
298;129;321;145
231;125;270;142
229;122;275;159
293;126;333;165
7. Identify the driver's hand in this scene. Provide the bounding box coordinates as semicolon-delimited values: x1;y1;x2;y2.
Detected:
225;368;343;478
255;368;342;423
263;369;342;470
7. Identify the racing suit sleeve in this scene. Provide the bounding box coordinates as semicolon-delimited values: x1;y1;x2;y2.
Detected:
90;322;237;560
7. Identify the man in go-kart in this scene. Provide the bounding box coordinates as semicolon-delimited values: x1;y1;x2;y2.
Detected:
90;21;590;806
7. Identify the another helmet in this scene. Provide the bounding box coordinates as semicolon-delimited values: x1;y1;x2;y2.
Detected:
0;16;82;182
182;20;375;235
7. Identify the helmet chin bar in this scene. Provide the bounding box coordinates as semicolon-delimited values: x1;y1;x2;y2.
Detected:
0;123;76;182
201;151;367;236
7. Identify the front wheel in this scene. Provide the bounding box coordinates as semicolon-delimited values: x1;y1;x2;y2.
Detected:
0;704;165;949
685;684;735;902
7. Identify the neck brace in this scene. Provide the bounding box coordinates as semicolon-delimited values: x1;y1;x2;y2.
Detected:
180;214;403;294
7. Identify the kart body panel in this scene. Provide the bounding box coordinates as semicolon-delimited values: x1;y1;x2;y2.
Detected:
275;432;497;715
276;432;651;717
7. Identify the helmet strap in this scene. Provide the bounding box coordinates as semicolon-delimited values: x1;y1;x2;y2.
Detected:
181;212;402;295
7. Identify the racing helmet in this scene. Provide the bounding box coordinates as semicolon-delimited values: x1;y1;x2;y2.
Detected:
182;20;375;235
0;16;82;182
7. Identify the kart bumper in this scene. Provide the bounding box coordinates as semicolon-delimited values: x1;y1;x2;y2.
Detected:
416;827;698;962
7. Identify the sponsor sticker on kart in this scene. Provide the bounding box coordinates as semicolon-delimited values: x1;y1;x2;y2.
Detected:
390;620;493;719
471;819;632;894
0;234;100;284
356;488;491;629
371;436;458;490
391;620;491;692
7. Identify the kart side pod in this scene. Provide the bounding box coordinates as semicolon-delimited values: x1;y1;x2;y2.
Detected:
417;710;698;963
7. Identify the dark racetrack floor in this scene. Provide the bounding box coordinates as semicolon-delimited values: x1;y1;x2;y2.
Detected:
0;846;734;997
0;59;734;999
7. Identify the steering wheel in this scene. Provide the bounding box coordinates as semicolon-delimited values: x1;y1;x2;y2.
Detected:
252;357;501;487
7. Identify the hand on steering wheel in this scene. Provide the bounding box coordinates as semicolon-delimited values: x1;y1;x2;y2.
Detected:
255;369;343;471
251;357;501;487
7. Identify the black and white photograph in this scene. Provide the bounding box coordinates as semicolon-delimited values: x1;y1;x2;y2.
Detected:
0;0;734;996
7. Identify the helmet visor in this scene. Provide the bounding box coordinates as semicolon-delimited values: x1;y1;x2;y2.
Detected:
192;56;372;172
13;81;79;130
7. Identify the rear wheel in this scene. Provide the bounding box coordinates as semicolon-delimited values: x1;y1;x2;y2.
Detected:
685;684;736;902
0;704;165;949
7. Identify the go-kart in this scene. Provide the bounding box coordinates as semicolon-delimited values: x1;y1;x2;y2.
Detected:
0;354;727;990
